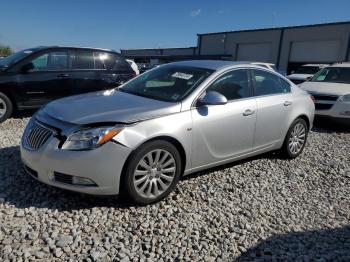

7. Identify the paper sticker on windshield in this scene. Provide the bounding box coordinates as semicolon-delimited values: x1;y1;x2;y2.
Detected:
172;72;193;80
23;50;33;54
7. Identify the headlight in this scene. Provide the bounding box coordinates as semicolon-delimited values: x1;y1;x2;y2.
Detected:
339;94;350;102
62;126;124;151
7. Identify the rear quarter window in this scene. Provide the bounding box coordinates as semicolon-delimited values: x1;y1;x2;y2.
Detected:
115;58;133;72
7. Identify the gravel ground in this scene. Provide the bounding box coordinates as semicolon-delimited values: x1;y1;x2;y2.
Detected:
0;116;350;261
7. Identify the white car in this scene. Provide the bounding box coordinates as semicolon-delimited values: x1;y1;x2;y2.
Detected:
126;59;140;75
300;63;350;121
287;64;328;85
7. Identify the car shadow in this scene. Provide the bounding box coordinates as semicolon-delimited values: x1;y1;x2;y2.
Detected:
11;109;38;119
182;150;280;181
237;225;350;261
0;146;135;211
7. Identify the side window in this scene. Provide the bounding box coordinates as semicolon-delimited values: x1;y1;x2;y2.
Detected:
206;69;250;100
101;53;116;70
30;51;68;71
93;52;105;69
252;69;290;96
96;53;131;71
31;54;49;71
71;51;95;70
114;58;132;72
49;52;68;70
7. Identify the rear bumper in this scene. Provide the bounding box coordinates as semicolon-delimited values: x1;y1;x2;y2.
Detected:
20;137;132;195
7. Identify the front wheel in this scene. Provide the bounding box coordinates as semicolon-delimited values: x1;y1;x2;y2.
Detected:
281;118;308;158
122;140;182;205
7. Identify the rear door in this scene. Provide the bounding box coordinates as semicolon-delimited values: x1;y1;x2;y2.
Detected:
191;69;257;168
250;69;293;150
69;49;106;95
69;50;134;96
18;49;71;106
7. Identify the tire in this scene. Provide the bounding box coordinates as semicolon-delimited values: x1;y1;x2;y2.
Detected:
281;118;308;159
0;92;13;124
122;140;182;205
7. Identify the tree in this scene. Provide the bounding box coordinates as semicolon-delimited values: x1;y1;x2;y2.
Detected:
0;45;13;57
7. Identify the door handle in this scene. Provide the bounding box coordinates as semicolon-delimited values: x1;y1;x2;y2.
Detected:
243;109;255;116
57;73;69;78
284;101;292;106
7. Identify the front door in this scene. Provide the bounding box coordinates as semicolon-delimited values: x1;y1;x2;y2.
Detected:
191;69;257;168
18;50;71;107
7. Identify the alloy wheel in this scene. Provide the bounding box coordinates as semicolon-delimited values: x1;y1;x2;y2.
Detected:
133;149;176;199
288;123;306;155
0;97;7;118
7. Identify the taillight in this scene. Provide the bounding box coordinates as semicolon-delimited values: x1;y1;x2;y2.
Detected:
310;95;315;103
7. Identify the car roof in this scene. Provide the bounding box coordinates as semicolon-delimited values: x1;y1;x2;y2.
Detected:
329;62;350;68
167;60;258;70
251;62;275;66
302;64;328;67
30;46;118;53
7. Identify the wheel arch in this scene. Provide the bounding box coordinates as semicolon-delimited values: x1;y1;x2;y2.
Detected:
119;135;187;190
0;88;17;110
295;114;311;131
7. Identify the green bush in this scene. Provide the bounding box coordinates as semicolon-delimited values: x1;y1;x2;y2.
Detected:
0;45;13;57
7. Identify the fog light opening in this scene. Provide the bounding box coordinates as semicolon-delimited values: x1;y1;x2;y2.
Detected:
54;172;97;187
72;176;97;186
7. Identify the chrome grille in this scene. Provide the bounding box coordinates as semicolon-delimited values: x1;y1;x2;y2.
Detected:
24;121;53;150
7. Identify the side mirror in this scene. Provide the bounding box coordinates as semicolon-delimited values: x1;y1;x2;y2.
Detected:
305;76;312;81
198;91;227;106
21;62;34;73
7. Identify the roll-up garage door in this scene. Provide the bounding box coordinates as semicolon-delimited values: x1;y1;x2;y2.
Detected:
236;43;272;62
289;40;341;62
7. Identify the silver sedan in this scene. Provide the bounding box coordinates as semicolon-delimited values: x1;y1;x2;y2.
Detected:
21;61;315;204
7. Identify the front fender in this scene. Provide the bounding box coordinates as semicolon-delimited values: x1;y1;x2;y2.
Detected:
113;111;193;171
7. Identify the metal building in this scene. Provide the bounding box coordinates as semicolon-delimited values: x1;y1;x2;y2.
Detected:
121;21;350;73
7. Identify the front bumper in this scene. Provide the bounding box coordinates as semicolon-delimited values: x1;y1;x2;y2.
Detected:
315;101;350;119
20;136;132;195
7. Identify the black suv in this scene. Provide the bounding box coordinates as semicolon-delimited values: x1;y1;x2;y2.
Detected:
0;46;135;123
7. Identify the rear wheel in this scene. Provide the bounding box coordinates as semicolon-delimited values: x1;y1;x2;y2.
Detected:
122;140;182;205
281;118;308;158
0;92;13;123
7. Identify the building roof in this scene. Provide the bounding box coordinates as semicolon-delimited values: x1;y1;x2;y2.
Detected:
198;21;350;36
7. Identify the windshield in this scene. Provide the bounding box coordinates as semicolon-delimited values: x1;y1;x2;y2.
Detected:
0;49;35;69
311;67;350;84
119;65;213;102
294;66;320;75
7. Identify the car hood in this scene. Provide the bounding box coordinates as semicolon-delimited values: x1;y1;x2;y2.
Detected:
42;89;181;125
287;74;313;80
299;81;350;96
